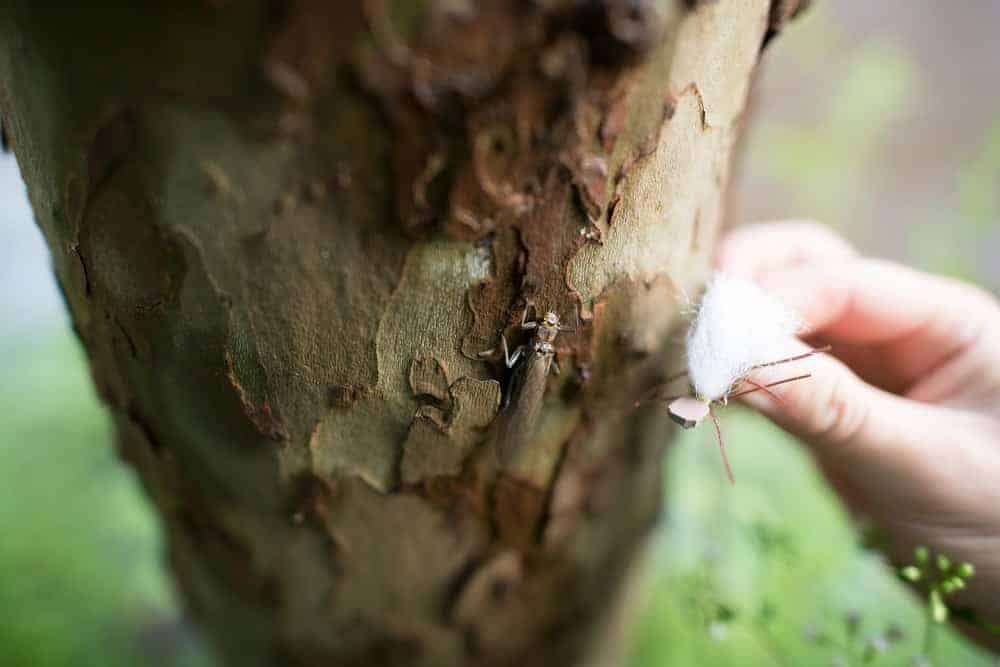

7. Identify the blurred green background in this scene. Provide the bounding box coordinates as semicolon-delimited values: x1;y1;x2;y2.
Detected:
1;2;997;665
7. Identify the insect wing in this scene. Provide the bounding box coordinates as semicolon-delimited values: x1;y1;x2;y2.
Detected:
667;396;710;429
496;351;551;466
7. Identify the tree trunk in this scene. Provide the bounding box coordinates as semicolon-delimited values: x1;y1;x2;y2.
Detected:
0;1;803;665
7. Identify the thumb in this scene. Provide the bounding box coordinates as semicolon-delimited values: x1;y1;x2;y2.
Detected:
738;338;1000;541
739;339;929;469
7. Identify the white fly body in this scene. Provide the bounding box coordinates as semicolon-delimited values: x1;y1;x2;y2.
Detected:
685;273;801;401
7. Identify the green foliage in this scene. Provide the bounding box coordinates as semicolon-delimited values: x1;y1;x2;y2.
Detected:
0;333;211;667
897;545;978;661
629;412;995;667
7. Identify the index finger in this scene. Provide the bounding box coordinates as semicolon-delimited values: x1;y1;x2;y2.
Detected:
757;258;1000;389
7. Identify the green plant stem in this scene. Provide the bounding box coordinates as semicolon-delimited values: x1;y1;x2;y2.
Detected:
922;600;936;659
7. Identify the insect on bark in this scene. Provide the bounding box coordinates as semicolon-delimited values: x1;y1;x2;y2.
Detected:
479;307;574;466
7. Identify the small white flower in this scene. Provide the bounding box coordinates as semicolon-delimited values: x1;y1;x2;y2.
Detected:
707;621;728;642
865;635;889;654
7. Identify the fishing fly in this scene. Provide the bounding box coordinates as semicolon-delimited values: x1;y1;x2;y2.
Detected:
480;307;573;466
641;274;828;483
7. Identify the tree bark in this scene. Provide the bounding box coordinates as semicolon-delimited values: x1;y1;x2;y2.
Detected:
0;1;803;665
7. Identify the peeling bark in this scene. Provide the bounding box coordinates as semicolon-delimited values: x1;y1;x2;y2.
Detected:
0;1;801;665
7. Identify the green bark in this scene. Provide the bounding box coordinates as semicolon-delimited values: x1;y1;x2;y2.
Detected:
0;1;800;664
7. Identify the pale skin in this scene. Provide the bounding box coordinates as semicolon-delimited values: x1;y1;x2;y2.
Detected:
716;221;1000;651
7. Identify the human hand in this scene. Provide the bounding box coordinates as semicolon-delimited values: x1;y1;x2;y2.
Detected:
716;221;1000;645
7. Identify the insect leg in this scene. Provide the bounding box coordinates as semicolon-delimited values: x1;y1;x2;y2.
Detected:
663;369;689;384
740;378;787;405
748;345;832;371
502;335;525;368
633;369;690;407
708;406;735;485
726;373;811;400
519;305;538;330
634;391;684;408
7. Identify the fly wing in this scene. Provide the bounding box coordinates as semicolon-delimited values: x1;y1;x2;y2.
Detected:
495;353;551;467
667;396;710;429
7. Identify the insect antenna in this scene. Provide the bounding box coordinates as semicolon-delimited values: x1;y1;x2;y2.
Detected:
726;373;811;400
708;405;735;485
748;345;831;371
739;377;788;405
634;369;688;407
663;369;689;384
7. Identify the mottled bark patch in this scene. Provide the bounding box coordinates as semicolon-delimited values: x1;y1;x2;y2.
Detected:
408;355;451;403
401;375;501;484
225;347;289;442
